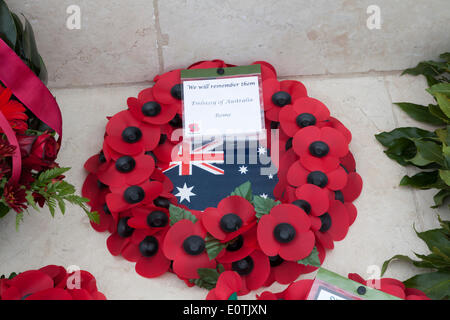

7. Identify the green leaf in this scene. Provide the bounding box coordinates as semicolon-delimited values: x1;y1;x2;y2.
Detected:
404;271;450;300
439;52;450;63
0;0;17;48
22;15;41;75
412;139;444;166
0;202;10;218
435;92;450;118
432;189;450;208
395;103;446;126
429;104;450;124
252;196;280;220
204;234;226;260
189;267;222;290
10;12;23;53
381;254;418;276
297;247;321;267
230;181;252;201
399;171;443;189
439;170;450;186
25;191;39;211
38;55;48;85
427;83;450;97
15;212;24;231
383;138;417;166
375;127;436;148
169;204;197;226
37;167;71;183
228;292;238;300
415;224;450;257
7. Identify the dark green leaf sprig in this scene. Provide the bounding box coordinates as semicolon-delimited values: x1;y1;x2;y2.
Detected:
375;52;450;208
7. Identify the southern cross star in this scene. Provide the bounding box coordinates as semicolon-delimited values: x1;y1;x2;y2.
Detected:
175;183;196;203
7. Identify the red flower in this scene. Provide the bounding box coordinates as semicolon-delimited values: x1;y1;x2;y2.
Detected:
127;205;170;233
341;172;363;203
81;173;110;209
313;200;351;250
223;250;270;295
0;266;105;300
105;110;160;157
262;79;307;121
206;271;243;300
257;204;314;261
98;153;155;187
20;133;60;171
291;183;330;216
216;226;258;263
293;126;349;172
119;229;171;278
3;184;27;213
320;117;352;144
201;195;256;242
257;279;314;300
0;86;28;133
90;201;116;234
106;212;135;256
163;219;216;279
152;69;183;114
106;179;163;213
348;273;430;300
84;151;109;174
128;87;177;125
279;97;330;137
287;160;348;191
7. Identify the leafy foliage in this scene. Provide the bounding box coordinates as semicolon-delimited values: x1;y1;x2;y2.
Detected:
204;234;227;261
188;264;225;290
375;53;450;208
252;195;280;220
297;246;321;268
169;204;198;226
230;181;253;202
381;216;450;300
0;0;47;83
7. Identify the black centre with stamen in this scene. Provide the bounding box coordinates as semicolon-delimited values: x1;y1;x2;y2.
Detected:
319;213;332;232
124;186;145;204
307;171;328;188
182;235;205;256
142;101;161;117
139;236;159;257
292;199;312;214
226;235;244;252
309;141;330;158
147;210;168;228
220;213;243;233
296;113;316;128
170;84;183;100
122;126;142;144
115;156;136;173
232;256;254;276
272;91;291;107
117;217;134;238
273;223;296;243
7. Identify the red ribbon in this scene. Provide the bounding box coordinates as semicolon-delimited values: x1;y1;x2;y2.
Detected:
0;38;63;184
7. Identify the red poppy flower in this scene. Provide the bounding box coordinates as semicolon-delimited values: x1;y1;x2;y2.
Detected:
216;226;258;263
106;180;163;213
188;60;227;69
105;110;160;157
320;117;352;144
90;201;116;233
206;271;243;300
128;87;177;125
0;86;28;133
340;151;356;173
163;219;216;279
152;69;183;114
120;229;171;278
127;205;170;233
293;126;349;172
223;250;270;295
84;151;109;174
287;160;348;191
313;200;350;249
201;196;256;242
65;270;106;300
347;273;430;300
291;183;330;217
98;153;155;187
279;97;331;137
252;61;277;81
257;279;314;300
262;79;307;121
257;204;315;261
106;211;134;256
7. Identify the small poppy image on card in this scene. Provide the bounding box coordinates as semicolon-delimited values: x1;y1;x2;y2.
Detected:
189;123;199;133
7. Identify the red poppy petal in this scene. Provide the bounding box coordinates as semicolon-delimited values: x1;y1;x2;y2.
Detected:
295;184;330;216
105;135;144;156
153;70;181;104
326;166;348;191
257;214;280;256
162;219;195;259
380;278;405;290
153;141;176;163
329;117;352;144
327;200;349;241
293;97;330;122
257;291;278;300
379;284;406;299
38;265;68;288
215;271;243;296
105;193;129;213
173;251;216;279
106;232;129;256
279;105;299;137
217;244;255;264
273;261;303;284
121;242;142;262
26;288;73;300
283;279;314;300
218;196;255;222
314;230;334;250
135;249;171;278
341;172;363;202
348;273;366;285
252;61;277;80
271;204;311;233
340;152;356;172
201;207;228;240
309;216;322;231
140;123;161;151
279;230;315;261
321;127;349;158
300;153;340;172
344;202;357;226
90;210;114;233
8;270;54;298
292;126;321;157
280;80;307;100
245;251;270;291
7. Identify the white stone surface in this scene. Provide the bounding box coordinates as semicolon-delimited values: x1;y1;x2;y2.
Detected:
5;0;450;87
7;0;159;88
0;74;447;299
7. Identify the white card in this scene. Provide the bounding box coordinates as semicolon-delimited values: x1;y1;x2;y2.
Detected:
182;76;264;139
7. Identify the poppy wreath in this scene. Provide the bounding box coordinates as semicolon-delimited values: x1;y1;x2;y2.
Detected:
0;265;106;300
254;273;430;300
82;59;363;297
